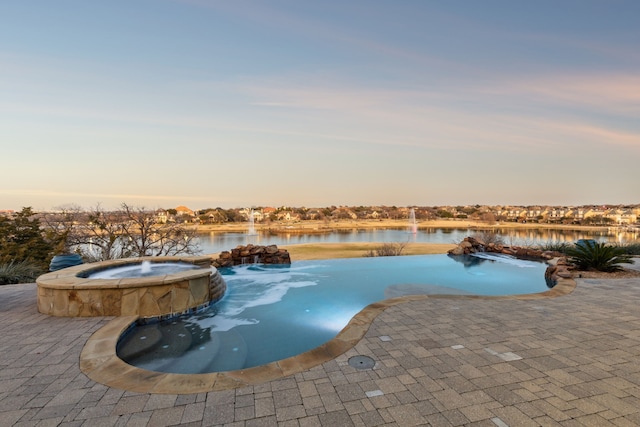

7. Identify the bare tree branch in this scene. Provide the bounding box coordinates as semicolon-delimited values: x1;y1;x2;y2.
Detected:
41;203;200;261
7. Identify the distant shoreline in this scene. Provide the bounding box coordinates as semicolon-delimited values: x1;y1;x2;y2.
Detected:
192;218;613;234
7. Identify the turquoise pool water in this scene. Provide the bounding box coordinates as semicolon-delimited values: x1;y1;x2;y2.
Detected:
117;254;549;374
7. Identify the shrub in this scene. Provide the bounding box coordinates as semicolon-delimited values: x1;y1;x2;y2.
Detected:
0;260;44;285
619;243;640;256
470;231;504;246
537;241;571;254
0;207;56;270
566;240;634;272
363;242;407;257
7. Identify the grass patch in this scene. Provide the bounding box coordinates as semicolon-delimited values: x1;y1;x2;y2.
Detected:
281;242;456;261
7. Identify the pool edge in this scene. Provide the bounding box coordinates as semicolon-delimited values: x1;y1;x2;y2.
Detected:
79;277;576;394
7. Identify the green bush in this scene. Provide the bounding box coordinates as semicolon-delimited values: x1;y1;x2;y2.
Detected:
0;207;56;269
566;240;633;272
0;260;44;285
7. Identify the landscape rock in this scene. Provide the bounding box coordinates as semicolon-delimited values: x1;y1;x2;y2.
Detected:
447;236;562;263
448;236;580;287
212;244;291;268
449;246;465;256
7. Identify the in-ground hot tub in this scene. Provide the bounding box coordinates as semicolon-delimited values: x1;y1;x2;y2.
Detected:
36;256;226;317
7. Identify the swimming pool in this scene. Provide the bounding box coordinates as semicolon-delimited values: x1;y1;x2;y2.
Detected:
117;254;549;374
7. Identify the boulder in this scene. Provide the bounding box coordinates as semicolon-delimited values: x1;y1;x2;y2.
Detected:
449;246;465;256
212;244;291;267
265;245;279;254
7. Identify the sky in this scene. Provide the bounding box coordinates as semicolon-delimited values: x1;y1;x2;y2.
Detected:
1;0;639;211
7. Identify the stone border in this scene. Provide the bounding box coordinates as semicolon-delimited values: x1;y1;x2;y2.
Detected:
36;256;226;317
80;277;576;394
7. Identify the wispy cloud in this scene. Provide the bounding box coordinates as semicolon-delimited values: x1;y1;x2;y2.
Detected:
491;74;640;116
237;74;640;150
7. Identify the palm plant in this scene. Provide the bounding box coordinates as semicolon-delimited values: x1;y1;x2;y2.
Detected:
566;240;633;272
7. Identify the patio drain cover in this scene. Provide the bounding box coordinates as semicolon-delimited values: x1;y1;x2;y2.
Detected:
348;355;375;370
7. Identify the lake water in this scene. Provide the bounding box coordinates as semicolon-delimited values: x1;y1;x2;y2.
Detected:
195;226;638;254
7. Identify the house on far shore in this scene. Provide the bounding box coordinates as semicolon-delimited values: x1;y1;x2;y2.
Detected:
330;207;357;220
548;207;570;223
505;207;527;222
275;209;301;222
175;205;196;222
155;209;168;224
369;210;381;219
605;209;637;225
252;210;264;222
238;208;265;222
262;207;276;220
305;209;324;220
525;206;548;222
175;205;194;216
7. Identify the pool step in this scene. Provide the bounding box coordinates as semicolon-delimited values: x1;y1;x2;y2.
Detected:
204;329;248;372
128;322;200;373
117;324;163;360
154;333;222;374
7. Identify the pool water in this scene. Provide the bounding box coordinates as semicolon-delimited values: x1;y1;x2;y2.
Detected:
117;254;549;374
86;262;199;279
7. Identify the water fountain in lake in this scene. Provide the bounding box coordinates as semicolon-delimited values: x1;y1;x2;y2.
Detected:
247;209;257;236
408;208;417;234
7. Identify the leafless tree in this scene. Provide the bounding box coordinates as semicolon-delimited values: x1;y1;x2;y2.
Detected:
112;203;199;258
42;203;200;261
76;205;129;261
481;212;497;225
39;204;86;254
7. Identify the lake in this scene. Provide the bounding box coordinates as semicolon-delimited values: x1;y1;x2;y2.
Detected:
195;226;639;254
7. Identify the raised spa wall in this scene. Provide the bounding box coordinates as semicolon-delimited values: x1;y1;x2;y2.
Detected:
36;256;226;318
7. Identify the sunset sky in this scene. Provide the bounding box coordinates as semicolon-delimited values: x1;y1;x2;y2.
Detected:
1;1;639;211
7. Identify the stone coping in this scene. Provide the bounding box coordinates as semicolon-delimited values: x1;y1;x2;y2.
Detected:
37;256;214;290
80;277;576;394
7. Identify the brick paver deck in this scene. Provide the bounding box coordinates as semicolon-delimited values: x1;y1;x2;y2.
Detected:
1;273;639;426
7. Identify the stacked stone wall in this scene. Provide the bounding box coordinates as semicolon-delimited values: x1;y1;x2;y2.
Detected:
213;244;291;268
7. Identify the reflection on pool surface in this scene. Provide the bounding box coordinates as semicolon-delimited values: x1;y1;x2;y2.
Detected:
117;254;549;374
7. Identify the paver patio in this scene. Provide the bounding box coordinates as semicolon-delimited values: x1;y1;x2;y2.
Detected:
1;270;639;426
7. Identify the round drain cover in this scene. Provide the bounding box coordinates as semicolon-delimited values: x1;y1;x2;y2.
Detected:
348;355;375;370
